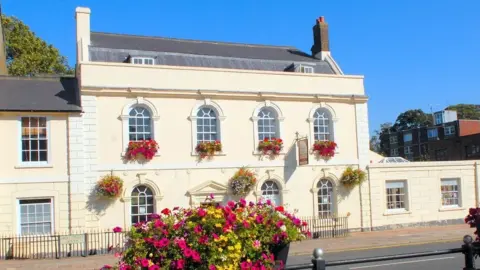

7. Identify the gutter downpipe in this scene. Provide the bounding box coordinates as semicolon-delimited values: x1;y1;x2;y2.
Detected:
66;118;72;234
475;161;480;207
367;165;373;231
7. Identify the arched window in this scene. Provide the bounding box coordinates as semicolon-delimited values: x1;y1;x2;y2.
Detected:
261;180;281;206
317;179;334;218
196;107;218;143
128;106;152;141
313;108;332;141
131;185;155;224
257;108;278;140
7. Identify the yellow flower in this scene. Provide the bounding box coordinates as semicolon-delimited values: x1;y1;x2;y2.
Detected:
227;246;234;251
218;247;223;252
202;218;206;222
215;223;222;228
235;243;241;250
214;214;222;218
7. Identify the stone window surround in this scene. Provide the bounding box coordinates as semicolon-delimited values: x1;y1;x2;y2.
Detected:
383;179;411;216
120;97;160;157
310;172;337;218
253;172;288;205
120;173;164;227
188;99;226;156
251;100;285;155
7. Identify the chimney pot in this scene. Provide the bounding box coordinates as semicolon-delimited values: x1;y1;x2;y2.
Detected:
318;16;325;23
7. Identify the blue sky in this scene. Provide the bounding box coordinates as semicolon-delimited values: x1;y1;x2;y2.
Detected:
2;0;479;135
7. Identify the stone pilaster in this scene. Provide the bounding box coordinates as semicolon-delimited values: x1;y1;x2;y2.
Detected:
81;95;99;229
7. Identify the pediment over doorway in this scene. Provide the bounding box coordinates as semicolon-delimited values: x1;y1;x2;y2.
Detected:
187;180;228;196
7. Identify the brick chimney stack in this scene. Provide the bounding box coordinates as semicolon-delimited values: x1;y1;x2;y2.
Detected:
0;5;8;75
311;16;330;60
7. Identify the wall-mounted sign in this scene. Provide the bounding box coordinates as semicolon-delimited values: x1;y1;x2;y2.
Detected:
297;138;309;166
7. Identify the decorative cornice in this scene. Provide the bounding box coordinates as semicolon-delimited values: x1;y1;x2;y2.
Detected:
81;88;368;103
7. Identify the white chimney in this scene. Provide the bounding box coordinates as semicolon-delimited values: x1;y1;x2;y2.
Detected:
75;7;91;64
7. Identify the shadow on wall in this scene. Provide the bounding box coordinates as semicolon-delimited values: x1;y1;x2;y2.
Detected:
86;187;117;217
336;184;352;204
284;140;297;183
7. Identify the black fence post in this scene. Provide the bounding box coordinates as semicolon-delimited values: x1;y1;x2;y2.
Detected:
311;248;325;270
463;235;475;270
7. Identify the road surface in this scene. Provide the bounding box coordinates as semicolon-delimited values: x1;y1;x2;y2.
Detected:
287;240;472;269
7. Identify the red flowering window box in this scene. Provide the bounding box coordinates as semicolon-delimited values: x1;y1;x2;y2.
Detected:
257;138;283;156
124;139;159;161
195;140;222;159
312;140;337;159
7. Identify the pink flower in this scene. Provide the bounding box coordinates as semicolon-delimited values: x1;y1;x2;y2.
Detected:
176;238;187;249
159;238;169;247
209;265;217;270
199;235;208;244
239;198;246;207
255;215;264;224
183;248;193;258
242;220;250;228
112;226;122;233
276;220;284;228
191;250;201;262
252;240;261;249
149;265;160;270
154;219;164;228
198;208;207;217
194;225;203;234
227;201;236;209
114;252;122;258
266;199;272;205
212;233;219;240
209;193;214;199
101;265;112;269
240;261;252;270
140;258;149;267
176;259;185;269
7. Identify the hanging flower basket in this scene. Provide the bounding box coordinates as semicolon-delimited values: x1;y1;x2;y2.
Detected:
312;140;337;159
104;197;310;270
124;139;159;161
339;167;366;189
258;138;283;156
96;175;123;199
195;140;222;159
229;167;257;197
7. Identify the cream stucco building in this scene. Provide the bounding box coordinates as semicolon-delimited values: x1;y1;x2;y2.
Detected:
0;7;478;237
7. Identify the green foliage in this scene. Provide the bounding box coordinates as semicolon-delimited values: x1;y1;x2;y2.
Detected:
393;109;432;131
446;104;480;120
1;14;73;76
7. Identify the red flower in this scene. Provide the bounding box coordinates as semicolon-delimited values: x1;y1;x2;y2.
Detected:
125;140;159;162
275;206;284;212
161;208;171;216
195;141;223;159
113;226;122;233
257;138;284;156
312;140;337;158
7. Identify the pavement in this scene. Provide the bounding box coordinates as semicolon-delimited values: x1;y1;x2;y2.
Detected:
0;224;474;269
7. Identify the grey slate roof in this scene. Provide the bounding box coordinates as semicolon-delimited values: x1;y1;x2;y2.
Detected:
89;32;335;74
0;76;82;112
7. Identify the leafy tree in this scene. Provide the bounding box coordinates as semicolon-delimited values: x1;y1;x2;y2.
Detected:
446;104;480;120
1;14;73;76
393;109;432;131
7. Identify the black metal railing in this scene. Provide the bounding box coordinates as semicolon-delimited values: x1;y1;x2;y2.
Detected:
299;216;349;239
0;230;125;260
283;235;477;270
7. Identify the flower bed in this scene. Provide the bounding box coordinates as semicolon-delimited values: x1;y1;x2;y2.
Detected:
106;197;310;269
124;140;159;161
339;167;366;189
312;140;337;159
229;168;257;197
96;175;123;199
257;138;283;156
195;140;222;159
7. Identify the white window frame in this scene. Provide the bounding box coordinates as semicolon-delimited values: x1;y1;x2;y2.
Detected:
128;106;154;142
17;198;54;235
440;178;461;208
254;175;288;206
17;116;51;168
427;128;438;139
120;98;160;156
389;136;398;144
188;99;226;156
252;100;285;155
391;148;399;156
130;185;155;224
403;133;412;142
384;180;409;214
295;64;314;74
131;57;155;65
404;146;412;155
444;125;456;136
